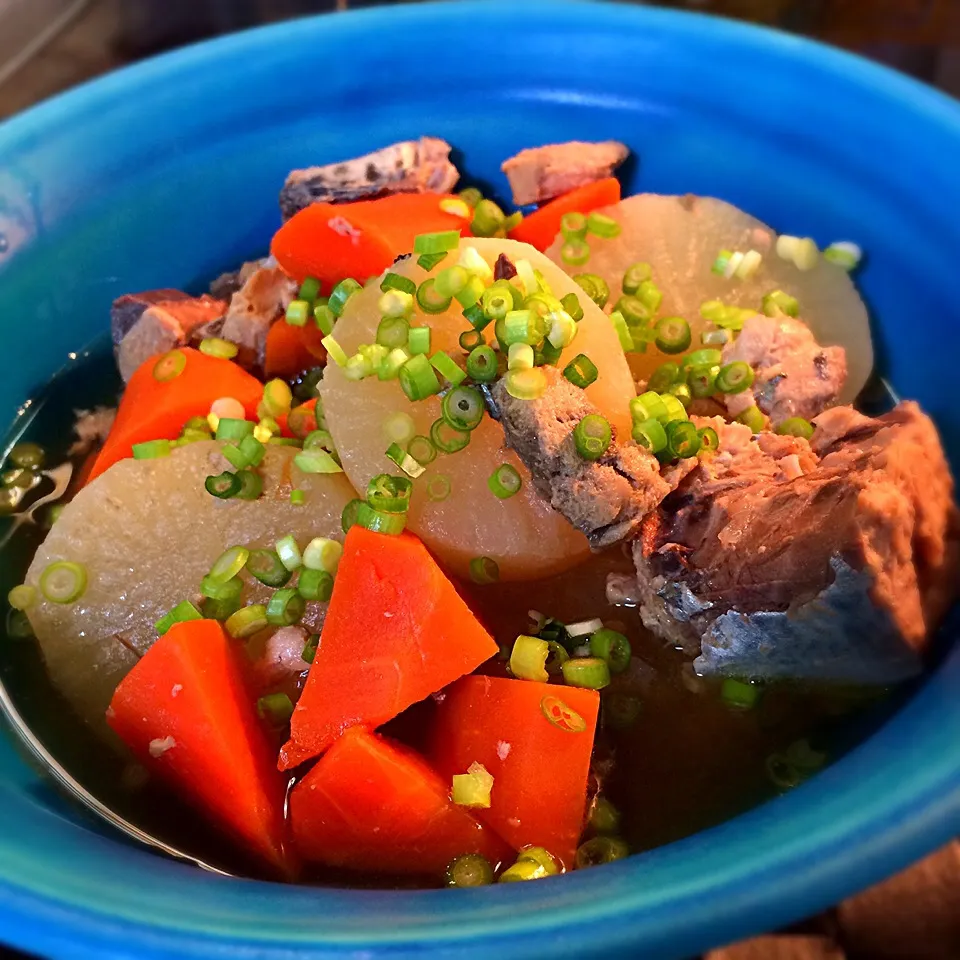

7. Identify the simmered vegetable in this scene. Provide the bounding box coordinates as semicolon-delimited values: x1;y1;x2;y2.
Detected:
289;727;510;876
508;178;622;252
107;620;294;876
279;527;498;770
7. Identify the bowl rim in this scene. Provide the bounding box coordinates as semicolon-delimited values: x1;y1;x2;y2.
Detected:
1;2;960;958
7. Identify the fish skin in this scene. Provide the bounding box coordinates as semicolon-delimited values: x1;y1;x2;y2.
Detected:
279;137;459;219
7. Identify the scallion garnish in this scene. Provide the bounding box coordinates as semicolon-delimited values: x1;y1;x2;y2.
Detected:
225;603;268;639
132;439;172;460
262;379;293;418
430;419;470;455
407;435;437;466
375;316;410;351
647;362;680;394
665;420;701;459
668;381;692;409
561;656;611;690
208;545;250;584
469;556;499;584
328;278;362;318
399;353;442;401
154;599;202;636
614;295;652;328
407;327;432;356
385;441;426;478
466;345;498;382
441;385;485;431
257;693;294;726
152;349;187;382
586;211;621;238
504;368;547;401
609;310;633;353
636;279;663;313
688;363;719;398
775;416;815;440
470;199;505;238
573;414;612;461
297;568;334;602
314;303;335;336
631;417;667;454
588;628;631;674
199;337;239;359
698;426;720;452
285;299;310;327
302;634;319;664
560;291;583;322
721;677;761;709
575;836;629;869
621;262;652;295
378;288;414;319
380;272;417;296
560;211;588;240
275;534;302;572
340;498;364;534
356;502;406;536
302;537;342;573
413;230;460;255
417;251;447;272
427;473;451;502
321;335;349;367
445;853;494;888
204;471;241;499
507;342;535;372
429;351;466;387
294;449;344;474
266;588;306;627
510;635;549;682
560;239;590;266
7;584;36;611
367;473;413;513
823;241;861;271
716;360;755;394
762;289;800;318
246;549;292;588
488;463;522;499
458;187;482;208
458;328;484;352
573;273;609;308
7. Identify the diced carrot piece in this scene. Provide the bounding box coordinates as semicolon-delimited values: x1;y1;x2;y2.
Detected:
89;347;263;482
270;193;468;288
264;319;327;380
279;527;498;770
508;178;622;252
106;620;295;877
429;675;599;869
289;727;511;877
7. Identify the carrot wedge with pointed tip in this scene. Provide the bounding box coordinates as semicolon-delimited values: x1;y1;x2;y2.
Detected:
508;177;622;251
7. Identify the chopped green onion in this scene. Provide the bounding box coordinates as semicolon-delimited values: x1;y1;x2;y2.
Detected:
356;502;407;535
458;328;484;352
294;449;343;474
647;362;680;395
397;354;441;401
480;285;513;324
701;328;732;346
275;534;302;572
132;439;171;460
792;237;819;271
382;411;416;445
668;381;691;408
546;310;577;349
737;404;767;433
386;442;426;478
253;417;280;444
654;316;691;354
379;347;410;383
225;604;268;639
446;853;494;888
615;295;652;328
462;347;496;388
721;677;761;709
560;291;583;322
302;634;319;664
246;549;292;588
200;574;243;602
298;276;321;302
631;417;667;454
417;251;447;272
762;289;800;318
586;211;621;238
682;348;724;369
340;499;364;534
314;303;335;336
514;258;539;297
589;628;631;674
9;442;45;469
302;537;342;574
199;336;239;359
221;443;252;471
666;420;701;459
285;299;310;327
239;434;265;468
262;379;293;418
289;402;320;439
562;656;611;690
609;311;633;353
589;796;621;835
573;414;612;461
735;249;763;280
499;858;550;883
154;599;203;636
504;368;547;400
434;266;468;300
560;239;590;266
430;418;471;455
462;303;485;330
328;278;362;317
660;392;688;423
367;473;413;513
407;327;432;356
407;435;437;466
290;488;306;505
469;556;500;584
457;187;483;209
488;463;522;499
622;262;652;295
698;426;720;452
202;590;243;622
297;569;334;602
457;246;494;282
504;211;523;231
575;836;629;869
376;315;410;350
630;391;667;424
153;349;187;382
442;385;485;431
7;584;36;611
454;275;486;310
776;416;815;440
257;693;294;726
440;197;472;219
563;353;598;389
510;634;549;682
823;241;861;270
508;342;534;372
501;309;545;347
716;361;755;394
452;761;494;808
215;418;253;443
379;289;414;319
380;272;417;296
209;545;250;584
573;273;609;308
429;352;466;387
560;211;588;240
687;363;718;398
205;470;241;499
470;199;505;238
266;588;306;627
636;280;663;314
427;474;452;502
414;230;461;255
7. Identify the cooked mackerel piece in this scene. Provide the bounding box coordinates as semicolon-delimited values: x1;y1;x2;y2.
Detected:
501;140;629;206
629;404;960;684
279;137;459;219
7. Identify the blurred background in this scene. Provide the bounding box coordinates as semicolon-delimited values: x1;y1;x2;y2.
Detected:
0;0;958;119
0;2;958;959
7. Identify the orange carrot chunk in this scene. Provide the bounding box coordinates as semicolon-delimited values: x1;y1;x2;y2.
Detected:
270;193;468;288
279;527;498;770
106;620;295;877
508;178;622;252
430;675;599;869
264;319;327;380
89;347;263;482
289;727;511;877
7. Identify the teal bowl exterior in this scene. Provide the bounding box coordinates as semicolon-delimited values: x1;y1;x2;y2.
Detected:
1;2;959;957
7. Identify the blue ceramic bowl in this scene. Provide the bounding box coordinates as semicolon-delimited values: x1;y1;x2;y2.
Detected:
1;2;959;957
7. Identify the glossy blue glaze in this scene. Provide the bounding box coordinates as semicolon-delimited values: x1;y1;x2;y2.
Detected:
0;2;959;957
